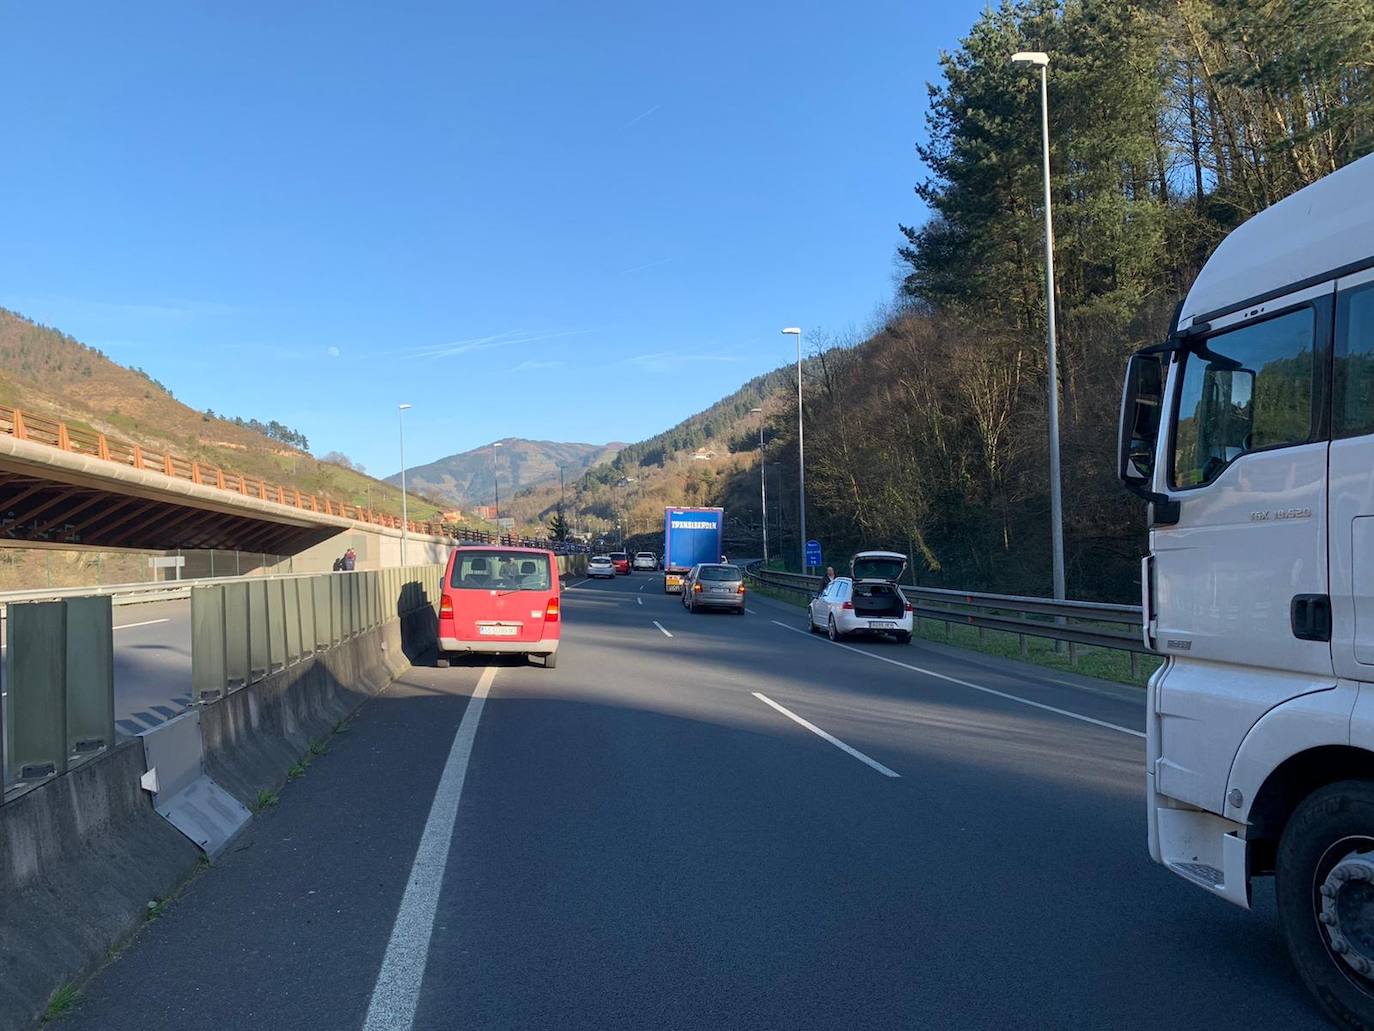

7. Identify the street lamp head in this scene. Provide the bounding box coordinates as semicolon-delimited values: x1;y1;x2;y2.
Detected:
398;403;412;411
492;441;503;448
750;407;762;414
1011;51;1049;66
781;327;801;336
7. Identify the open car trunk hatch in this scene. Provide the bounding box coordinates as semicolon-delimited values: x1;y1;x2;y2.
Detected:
850;551;908;584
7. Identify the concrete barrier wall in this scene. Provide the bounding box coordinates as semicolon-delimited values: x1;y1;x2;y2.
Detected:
0;741;202;1031
0;583;441;1031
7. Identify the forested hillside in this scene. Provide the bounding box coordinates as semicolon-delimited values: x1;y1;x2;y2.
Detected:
749;0;1374;600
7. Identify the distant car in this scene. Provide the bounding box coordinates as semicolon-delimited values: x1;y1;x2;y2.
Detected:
437;546;561;668
633;552;657;571
587;555;615;579
682;563;746;614
808;550;912;643
609;552;631;575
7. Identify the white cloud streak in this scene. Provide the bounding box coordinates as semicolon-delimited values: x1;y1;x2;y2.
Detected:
620;104;661;130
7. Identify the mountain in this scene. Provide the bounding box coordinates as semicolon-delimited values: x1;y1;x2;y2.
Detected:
0;307;446;523
389;438;624;509
499;364;800;540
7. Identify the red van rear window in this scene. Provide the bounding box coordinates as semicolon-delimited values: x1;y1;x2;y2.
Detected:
450;551;552;591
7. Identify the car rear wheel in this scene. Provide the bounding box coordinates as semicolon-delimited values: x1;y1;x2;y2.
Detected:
828;616;842;641
436;654;450;668
896;631;912;645
543;651;558;670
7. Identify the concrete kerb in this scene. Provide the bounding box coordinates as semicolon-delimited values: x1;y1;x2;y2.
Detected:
0;593;439;1031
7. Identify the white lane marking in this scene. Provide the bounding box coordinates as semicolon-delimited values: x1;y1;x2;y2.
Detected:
770;621;1143;739
753;691;900;778
114;618;172;631
362;665;497;1031
745;608;756;614
638;582;647;592
652;620;673;638
565;578;591;589
637;597;643;606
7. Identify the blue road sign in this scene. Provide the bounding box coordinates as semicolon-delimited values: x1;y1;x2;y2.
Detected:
805;539;822;568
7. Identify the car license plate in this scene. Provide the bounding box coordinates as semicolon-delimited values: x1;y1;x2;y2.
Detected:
478;625;518;636
711;586;730;593
868;621;897;629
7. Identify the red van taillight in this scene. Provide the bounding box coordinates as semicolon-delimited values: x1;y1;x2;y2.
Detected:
439;595;453;619
693;582;703;593
545;598;560;622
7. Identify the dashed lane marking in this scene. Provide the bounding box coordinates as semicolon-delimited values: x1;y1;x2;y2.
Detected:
652;620;673;638
752;692;900;778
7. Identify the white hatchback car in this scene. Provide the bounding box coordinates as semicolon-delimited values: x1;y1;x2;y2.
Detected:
807;551;913;643
587;555;616;579
633;552;658;571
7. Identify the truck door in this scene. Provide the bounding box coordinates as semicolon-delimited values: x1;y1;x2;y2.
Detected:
1330;269;1374;681
1150;284;1335;811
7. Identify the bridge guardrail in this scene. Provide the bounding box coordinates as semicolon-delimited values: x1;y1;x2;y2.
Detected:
744;562;1150;672
0;403;590;549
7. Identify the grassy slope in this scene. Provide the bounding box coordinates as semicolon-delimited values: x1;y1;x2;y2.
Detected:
0;308;444;522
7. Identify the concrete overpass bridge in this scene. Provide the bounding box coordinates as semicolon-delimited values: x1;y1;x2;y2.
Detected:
0;404;448;557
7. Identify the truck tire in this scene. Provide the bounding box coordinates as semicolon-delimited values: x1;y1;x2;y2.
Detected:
1276;779;1374;1028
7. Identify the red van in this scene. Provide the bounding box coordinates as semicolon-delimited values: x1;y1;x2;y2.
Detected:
437;546;561;668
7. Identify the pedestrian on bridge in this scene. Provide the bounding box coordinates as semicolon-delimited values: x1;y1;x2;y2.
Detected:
343;548;356;571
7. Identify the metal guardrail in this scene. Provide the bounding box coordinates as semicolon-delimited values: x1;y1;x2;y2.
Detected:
744;562;1151;671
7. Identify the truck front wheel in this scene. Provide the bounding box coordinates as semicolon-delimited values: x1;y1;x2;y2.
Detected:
1277;779;1374;1028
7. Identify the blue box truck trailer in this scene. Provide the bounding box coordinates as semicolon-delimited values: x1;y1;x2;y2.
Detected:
662;507;724;594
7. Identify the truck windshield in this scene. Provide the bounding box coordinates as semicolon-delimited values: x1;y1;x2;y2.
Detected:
450;551;551;591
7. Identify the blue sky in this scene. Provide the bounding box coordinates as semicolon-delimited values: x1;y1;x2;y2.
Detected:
0;1;983;476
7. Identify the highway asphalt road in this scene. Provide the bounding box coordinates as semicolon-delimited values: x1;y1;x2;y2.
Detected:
59;573;1329;1029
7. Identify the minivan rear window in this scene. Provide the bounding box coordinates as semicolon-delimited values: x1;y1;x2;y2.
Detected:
451;551;552;591
698;565;742;581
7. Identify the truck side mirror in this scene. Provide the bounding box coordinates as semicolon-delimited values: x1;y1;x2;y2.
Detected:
1118;351;1180;524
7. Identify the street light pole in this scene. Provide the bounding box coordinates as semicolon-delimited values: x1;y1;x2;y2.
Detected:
1013;50;1066;602
751;407;768;564
492;441;503;541
782;328;806;573
398;403;412;566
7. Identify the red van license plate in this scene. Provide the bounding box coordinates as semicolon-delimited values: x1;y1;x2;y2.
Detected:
478;625;519;636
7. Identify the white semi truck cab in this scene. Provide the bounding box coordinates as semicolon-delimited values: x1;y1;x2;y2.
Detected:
1118;152;1374;1026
